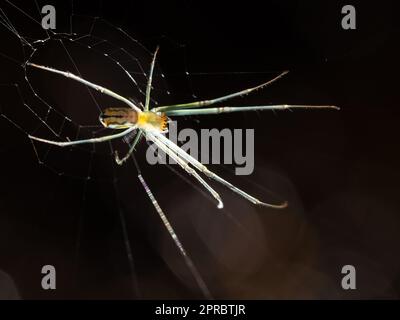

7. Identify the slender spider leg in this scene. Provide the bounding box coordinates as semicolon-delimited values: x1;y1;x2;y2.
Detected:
129;154;212;299
119;46;160;157
131;130;144;150
153;132;287;209
144;47;159;111
27;63;141;112
115;129;145;165
29;126;136;146
152;71;289;113
164;104;340;116
146;131;224;208
114;47;160;160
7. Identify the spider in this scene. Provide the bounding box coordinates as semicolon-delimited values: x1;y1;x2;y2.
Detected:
27;47;338;210
24;46;339;299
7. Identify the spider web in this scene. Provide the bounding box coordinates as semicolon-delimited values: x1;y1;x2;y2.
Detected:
0;0;234;299
0;6;172;180
0;0;202;298
0;0;300;299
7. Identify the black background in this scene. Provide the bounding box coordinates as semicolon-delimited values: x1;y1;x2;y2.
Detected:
0;0;399;299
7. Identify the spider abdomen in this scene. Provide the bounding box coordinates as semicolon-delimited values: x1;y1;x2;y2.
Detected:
99;107;138;129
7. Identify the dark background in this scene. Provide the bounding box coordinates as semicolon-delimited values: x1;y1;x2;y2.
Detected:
0;0;399;299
